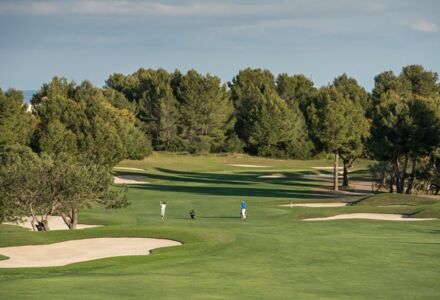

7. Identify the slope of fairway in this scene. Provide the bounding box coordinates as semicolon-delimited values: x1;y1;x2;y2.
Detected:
0;153;439;300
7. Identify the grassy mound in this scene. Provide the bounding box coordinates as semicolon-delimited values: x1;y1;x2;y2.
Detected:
352;193;440;218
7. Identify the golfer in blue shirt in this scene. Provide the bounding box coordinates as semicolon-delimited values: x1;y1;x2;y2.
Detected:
241;200;247;219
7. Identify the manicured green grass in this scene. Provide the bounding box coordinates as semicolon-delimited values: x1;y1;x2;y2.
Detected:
0;153;439;299
348;193;440;218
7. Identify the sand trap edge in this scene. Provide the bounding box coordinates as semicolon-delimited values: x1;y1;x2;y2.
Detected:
259;174;286;178
303;213;437;221
0;237;182;268
113;176;150;185
279;203;347;208
4;216;102;231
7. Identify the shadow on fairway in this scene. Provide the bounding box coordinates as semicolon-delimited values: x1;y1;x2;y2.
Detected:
134;184;339;199
151;168;322;188
117;167;344;199
200;216;241;219
117;169;248;185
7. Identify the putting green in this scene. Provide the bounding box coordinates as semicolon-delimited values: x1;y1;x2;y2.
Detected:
0;153;439;300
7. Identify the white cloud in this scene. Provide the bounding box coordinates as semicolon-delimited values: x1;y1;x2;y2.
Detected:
410;20;439;33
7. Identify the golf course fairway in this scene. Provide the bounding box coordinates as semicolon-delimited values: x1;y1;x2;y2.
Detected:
1;153;439;299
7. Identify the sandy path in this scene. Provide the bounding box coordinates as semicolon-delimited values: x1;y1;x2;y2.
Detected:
4;216;101;231
279;203;347;208
113;175;149;185
0;238;182;268
311;167;343;170
227;164;270;168
114;167;145;172
303;213;436;221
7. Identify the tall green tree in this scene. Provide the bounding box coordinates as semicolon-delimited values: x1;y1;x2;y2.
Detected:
370;65;440;193
106;69;180;151
0;146;128;230
370;93;440;193
0;89;35;146
333;74;370;111
0;145;43;224
400;65;440;98
404;98;440;193
276;73;317;156
32;77;151;166
173;70;233;153
136;69;180;150
53;154;128;230
230;68;313;158
276;73;317;113
309;87;369;191
332;74;371;186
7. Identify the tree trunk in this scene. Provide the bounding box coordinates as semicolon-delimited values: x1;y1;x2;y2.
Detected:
342;158;349;187
389;174;394;193
71;208;78;230
39;214;49;231
29;205;37;231
381;167;386;191
400;155;409;193
406;157;417;194
394;157;404;194
41;219;49;231
61;212;72;230
333;150;339;191
60;209;78;230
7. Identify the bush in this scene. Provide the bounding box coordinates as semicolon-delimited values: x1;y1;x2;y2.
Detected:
224;134;245;153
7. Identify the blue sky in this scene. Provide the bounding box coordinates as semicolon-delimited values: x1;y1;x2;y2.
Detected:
0;0;439;91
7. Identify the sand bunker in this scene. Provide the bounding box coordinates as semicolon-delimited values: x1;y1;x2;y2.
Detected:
228;164;270;168
113;175;149;185
4;216;101;231
259;174;286;178
303;213;436;221
279;203;347;208
0;237;181;268
114;167;145;172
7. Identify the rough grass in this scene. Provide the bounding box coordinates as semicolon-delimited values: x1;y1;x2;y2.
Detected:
0;154;439;300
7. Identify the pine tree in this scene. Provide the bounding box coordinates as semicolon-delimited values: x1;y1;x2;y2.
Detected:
174;70;233;153
309;87;369;191
231;68;313;158
0;89;35;147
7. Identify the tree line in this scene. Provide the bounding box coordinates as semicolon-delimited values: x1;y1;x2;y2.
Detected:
1;65;439;229
104;65;440;194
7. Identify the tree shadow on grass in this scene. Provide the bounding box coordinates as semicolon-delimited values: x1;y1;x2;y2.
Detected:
133;184;341;200
117;169;249;185
200;216;241;219
117;168;346;200
152;168;322;188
